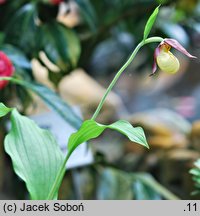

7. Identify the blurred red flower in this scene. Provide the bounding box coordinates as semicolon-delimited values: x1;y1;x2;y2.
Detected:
0;52;15;89
0;0;6;5
50;0;64;5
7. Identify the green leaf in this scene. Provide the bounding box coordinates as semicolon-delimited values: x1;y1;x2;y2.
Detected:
97;168;133;200
0;32;5;44
0;44;33;82
18;80;82;130
39;22;81;72
108;120;148;148
143;5;160;40
133;173;180;200
67;119;149;157
5;3;39;57
0;103;12;117
132;178;161;200
0;44;31;71
190;159;200;195
96;167;178;200
4;109;64;200
0;77;82;129
75;0;97;32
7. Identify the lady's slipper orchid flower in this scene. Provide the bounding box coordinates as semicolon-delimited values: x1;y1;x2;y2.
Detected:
0;52;15;89
151;38;196;76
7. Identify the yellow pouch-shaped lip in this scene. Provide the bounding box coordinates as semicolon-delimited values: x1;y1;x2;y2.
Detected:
151;38;196;76
156;50;180;74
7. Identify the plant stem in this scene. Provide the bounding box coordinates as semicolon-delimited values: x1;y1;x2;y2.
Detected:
46;36;163;199
0;77;24;85
1;37;164;200
47;152;71;200
91;36;163;120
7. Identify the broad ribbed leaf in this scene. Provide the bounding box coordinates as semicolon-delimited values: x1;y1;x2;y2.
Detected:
143;6;160;40
40;22;81;72
0;103;12;117
67;119;149;157
4;109;64;200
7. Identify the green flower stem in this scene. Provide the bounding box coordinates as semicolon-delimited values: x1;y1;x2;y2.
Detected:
1;36;164;200
91;36;163;120
46;36;163;200
0;77;24;84
47;152;71;200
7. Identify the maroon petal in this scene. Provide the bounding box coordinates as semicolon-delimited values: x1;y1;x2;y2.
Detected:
164;38;196;58
151;46;160;76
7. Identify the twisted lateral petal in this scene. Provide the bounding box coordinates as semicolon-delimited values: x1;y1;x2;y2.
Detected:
156;50;180;74
164;38;197;58
152;46;161;74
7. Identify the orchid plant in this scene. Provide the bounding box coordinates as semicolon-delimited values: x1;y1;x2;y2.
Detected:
151;38;196;75
0;5;196;200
